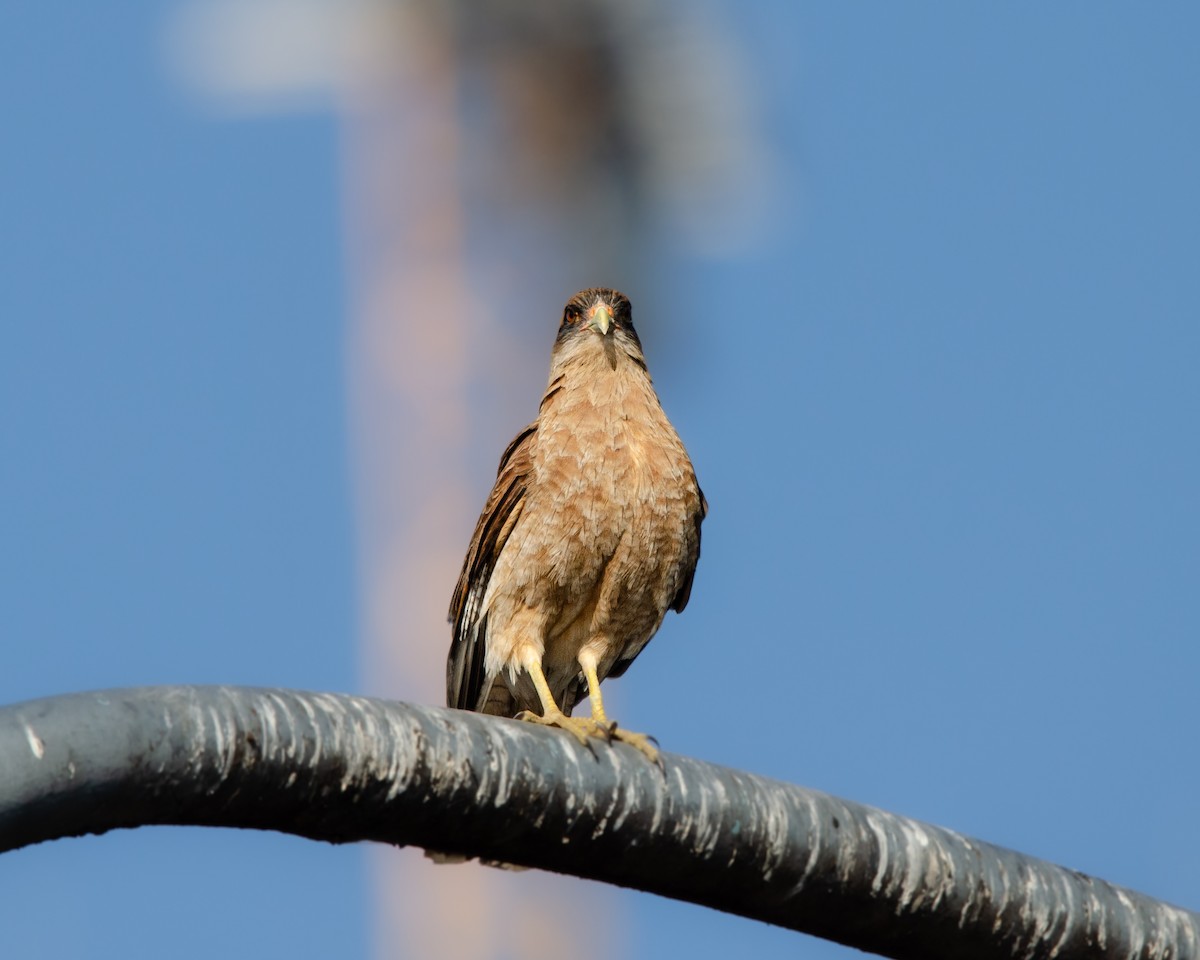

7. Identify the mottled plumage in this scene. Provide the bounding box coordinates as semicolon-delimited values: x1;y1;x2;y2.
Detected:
447;288;705;757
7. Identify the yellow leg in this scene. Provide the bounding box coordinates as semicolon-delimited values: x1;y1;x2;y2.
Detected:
515;656;604;747
581;660;613;727
526;656;564;718
579;652;660;764
514;652;659;762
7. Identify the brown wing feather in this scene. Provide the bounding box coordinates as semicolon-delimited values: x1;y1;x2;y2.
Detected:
446;423;535;711
671;485;708;613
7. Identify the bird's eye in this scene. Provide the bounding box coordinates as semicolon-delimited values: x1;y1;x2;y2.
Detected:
562;309;577;325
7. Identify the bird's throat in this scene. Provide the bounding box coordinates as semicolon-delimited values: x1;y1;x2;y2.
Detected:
602;336;618;371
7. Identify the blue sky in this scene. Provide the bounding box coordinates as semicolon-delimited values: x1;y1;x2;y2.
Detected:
2;4;1198;959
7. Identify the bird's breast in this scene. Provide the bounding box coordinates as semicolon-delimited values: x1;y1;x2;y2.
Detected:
527;379;698;589
478;359;701;685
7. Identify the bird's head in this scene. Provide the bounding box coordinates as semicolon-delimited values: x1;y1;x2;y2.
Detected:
556;288;643;369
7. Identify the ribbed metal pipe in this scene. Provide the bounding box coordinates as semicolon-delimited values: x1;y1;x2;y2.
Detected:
1;686;1195;960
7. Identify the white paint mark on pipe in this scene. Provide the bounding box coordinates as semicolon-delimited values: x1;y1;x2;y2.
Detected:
23;724;45;759
867;813;890;895
895;819;931;912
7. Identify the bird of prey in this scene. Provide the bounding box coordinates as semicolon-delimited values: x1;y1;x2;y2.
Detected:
447;288;706;760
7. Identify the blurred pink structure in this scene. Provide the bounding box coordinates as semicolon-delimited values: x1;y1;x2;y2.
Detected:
167;1;765;955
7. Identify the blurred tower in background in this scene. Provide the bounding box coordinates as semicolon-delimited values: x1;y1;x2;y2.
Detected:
168;0;766;956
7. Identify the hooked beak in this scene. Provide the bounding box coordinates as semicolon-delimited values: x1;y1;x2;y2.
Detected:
589;303;613;336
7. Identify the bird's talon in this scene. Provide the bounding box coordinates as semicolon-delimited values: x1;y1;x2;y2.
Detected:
608;727;660;764
516;709;594;748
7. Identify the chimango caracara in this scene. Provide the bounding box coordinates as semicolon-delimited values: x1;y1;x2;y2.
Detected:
447;288;706;761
